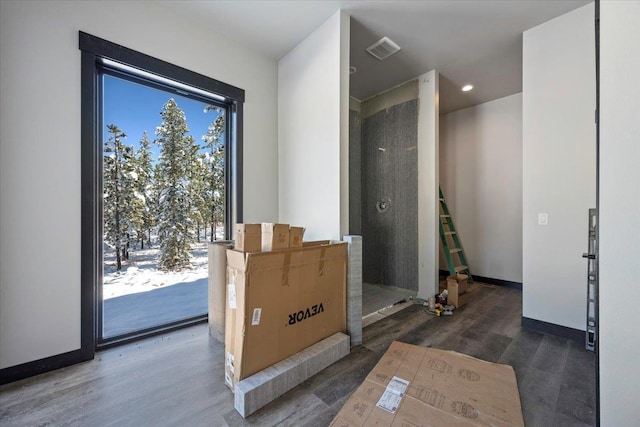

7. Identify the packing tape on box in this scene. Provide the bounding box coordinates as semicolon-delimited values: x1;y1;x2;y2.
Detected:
318;247;327;276
281;252;291;287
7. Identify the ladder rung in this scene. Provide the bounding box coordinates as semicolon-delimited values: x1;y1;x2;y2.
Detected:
439;187;472;282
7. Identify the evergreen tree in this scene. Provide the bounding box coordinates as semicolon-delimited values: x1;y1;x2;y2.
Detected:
150;162;164;244
154;99;194;270
134;131;154;249
186;137;206;243
189;152;209;242
201;108;226;241
103;124;143;271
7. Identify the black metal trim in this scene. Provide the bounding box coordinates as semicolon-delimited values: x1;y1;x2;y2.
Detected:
98;316;207;350
472;275;522;290
521;316;584;343
80;50;98;364
79;32;245;102
223;103;234;239
101;66;229;111
235;102;244;225
77;31;245;360
0;349;88;385
594;1;601;425
438;269;522;290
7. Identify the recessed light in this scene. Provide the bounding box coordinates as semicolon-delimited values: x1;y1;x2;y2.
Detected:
462;84;473;92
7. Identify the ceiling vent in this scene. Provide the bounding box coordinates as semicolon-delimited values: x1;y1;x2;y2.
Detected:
366;36;401;61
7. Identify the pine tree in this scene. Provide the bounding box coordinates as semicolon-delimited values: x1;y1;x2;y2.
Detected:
202;108;226;241
154;99;194;270
186;137;206;243
150;161;164;245
189;152;209;242
103;124;143;271
134;131;154;249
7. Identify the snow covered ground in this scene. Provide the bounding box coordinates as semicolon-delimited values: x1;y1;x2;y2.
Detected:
103;240;210;300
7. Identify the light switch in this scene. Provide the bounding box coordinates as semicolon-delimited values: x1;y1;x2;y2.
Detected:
538;213;549;226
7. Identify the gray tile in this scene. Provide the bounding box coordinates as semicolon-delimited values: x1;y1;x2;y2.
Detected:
360;101;418;291
552;411;595;427
344;235;363;346
349;109;362;236
555;384;596;425
461;314;500;341
473;332;513;363
520;366;563;425
524;407;556;427
234;333;350;417
531;335;570;375
362;282;414;315
0;284;596;427
499;329;545;381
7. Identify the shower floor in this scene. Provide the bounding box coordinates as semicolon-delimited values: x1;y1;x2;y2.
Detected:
362;282;416;316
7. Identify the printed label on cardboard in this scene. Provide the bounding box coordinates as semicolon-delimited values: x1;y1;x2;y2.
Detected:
376;376;409;414
227;284;237;309
251;308;262;326
288;302;324;325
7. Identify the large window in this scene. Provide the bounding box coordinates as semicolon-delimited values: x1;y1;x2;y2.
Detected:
80;32;244;350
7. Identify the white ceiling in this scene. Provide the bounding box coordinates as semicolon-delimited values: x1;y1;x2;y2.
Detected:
161;0;591;114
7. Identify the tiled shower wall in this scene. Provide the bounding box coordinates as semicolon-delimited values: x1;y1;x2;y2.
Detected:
350;100;418;290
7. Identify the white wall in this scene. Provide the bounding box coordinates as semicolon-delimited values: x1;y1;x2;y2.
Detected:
417;71;440;299
599;1;640;424
440;93;523;283
522;3;595;331
0;0;278;369
278;11;350;240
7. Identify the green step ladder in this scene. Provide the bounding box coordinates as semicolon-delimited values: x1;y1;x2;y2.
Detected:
438;187;473;282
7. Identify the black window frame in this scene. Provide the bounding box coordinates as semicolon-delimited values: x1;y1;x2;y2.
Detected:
80;31;244;352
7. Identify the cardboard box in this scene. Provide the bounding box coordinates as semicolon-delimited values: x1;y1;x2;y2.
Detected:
234;224;262;253
448;290;470;308
330;341;524;427
261;223;290;251
447;274;469;308
447;274;469;294
289;226;305;248
225;242;347;391
303;240;331;247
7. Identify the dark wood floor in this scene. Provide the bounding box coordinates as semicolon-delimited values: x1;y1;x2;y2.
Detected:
0;283;596;427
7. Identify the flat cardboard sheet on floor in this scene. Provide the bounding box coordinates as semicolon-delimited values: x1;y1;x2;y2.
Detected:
330;341;524;427
225;242;347;390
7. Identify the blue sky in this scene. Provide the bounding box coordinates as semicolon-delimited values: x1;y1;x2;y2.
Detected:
103;74;224;159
